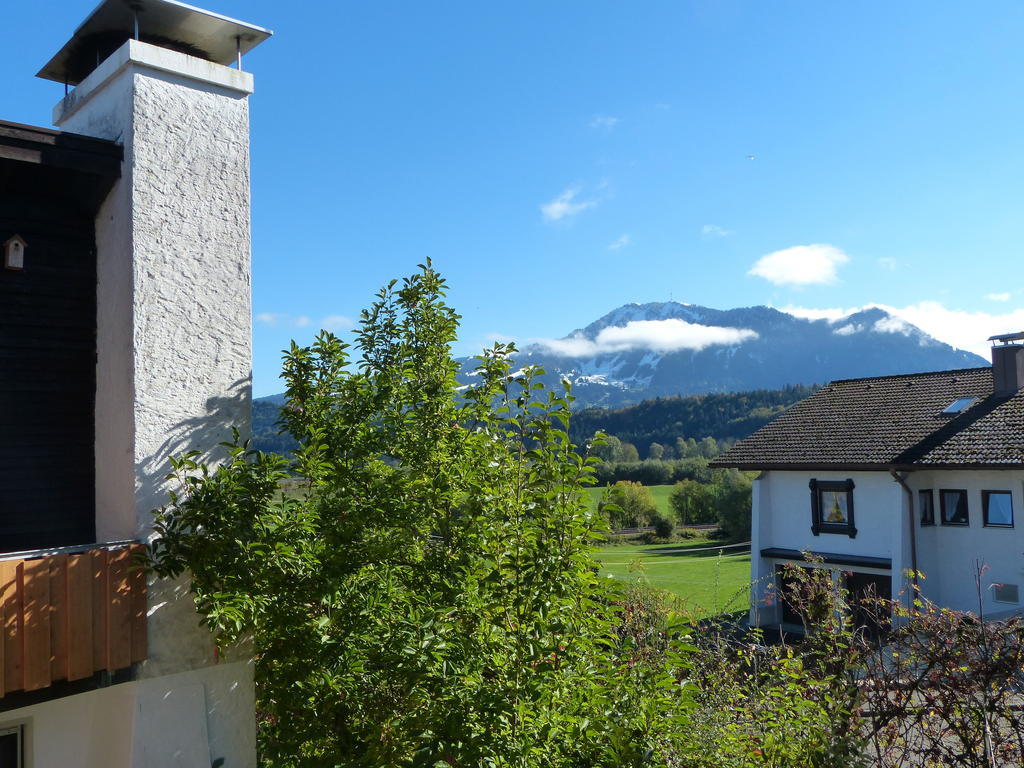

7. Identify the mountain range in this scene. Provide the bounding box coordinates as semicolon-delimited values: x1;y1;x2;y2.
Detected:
452;302;987;410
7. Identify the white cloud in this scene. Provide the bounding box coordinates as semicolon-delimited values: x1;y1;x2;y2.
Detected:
701;224;732;238
255;312;285;326
782;306;850;323
608;234;631;250
987;292;1011;302
872;315;913;335
781;301;1024;358
748;244;849;286
257;312;352;331
833;324;859;336
590;115;620;130
541;187;597;222
320;315;354;332
534;319;758;357
877;257;897;271
255;312;311;328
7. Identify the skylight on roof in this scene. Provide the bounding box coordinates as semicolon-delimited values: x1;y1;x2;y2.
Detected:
941;397;978;415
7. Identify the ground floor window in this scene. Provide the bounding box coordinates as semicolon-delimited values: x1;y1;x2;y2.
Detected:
774;564;808;626
773;564;891;632
843;571;892;632
993;583;1020;604
0;724;23;768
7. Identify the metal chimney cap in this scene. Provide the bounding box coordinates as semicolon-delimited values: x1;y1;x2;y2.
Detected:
37;0;272;86
988;331;1024;345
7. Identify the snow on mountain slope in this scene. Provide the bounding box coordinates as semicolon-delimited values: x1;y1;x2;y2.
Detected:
454;302;987;409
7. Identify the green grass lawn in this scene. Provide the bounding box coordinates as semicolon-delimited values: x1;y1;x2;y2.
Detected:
592;541;751;618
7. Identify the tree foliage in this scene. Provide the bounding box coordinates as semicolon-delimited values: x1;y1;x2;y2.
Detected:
669;480;715;526
568;386;817;450
149;265;691;766
597;480;660;531
149;265;929;767
713;469;754;540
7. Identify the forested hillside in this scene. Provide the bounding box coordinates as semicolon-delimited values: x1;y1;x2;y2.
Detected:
253;398;298;454
567;384;817;450
253;383;817;456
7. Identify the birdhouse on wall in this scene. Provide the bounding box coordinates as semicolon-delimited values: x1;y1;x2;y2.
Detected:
4;235;26;270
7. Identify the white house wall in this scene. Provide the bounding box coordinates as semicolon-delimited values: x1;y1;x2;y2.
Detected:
752;470;909;623
752;468;1024;623
905;469;1024;617
760;470;903;559
0;660;254;768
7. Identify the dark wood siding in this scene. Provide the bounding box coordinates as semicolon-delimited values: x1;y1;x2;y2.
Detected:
0;160;98;552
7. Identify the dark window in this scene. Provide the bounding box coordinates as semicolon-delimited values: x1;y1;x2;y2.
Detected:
993;583;1020;604
983;491;1014;528
940;489;969;526
919;489;934;526
809;478;857;538
0;725;22;768
844;571;892;633
775;564;811;626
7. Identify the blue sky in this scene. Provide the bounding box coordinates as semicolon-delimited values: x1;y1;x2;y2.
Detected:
5;1;1024;396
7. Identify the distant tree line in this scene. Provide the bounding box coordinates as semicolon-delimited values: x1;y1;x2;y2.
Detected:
568;384;818;449
589;432;732;485
252;399;299;454
254;384;816;457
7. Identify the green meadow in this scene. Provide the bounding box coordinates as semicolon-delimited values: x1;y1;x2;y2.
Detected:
591;541;751;618
585;483;676;516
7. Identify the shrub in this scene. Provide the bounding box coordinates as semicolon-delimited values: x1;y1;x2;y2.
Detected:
598;480;658;529
651;513;674;539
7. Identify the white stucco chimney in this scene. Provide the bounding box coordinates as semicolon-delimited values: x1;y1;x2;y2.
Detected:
36;3;272;707
38;0;271;546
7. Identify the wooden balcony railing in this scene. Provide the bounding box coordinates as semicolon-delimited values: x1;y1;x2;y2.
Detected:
0;542;147;695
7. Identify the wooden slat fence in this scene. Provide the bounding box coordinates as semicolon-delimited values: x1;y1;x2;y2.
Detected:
0;543;146;694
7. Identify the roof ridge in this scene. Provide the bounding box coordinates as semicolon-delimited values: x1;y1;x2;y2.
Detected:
829;366;991;386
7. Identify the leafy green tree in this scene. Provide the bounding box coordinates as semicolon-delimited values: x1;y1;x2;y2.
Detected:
647;442;664;460
150;265;686;766
669;479;715;525
713;468;753;540
637;459;673;485
672;457;712;484
598;480;658;529
590;432;622;463
678;437;699;458
697;436;720;459
620;441;640;462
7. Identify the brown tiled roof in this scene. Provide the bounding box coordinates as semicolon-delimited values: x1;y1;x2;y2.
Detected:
713;367;1024;469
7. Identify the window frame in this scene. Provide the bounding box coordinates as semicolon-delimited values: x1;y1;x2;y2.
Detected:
809;478;857;538
993;583;1020;604
939;488;970;527
0;723;24;768
982;490;1014;528
919;489;935;526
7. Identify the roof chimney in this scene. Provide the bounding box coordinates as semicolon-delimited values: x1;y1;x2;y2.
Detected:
35;0;270;545
989;332;1024;396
